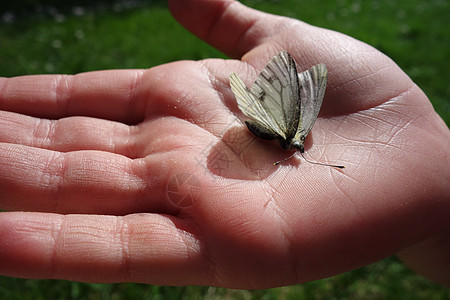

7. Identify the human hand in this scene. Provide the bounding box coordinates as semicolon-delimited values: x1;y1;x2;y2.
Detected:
0;0;448;288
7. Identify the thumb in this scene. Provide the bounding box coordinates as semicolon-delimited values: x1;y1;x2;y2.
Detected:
168;0;275;58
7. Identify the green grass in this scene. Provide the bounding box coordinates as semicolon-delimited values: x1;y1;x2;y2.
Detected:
0;1;224;75
0;0;449;298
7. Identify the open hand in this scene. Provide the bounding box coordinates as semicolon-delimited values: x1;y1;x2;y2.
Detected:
0;0;448;288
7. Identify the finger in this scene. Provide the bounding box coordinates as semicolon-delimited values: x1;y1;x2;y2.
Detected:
0;70;147;123
0;143;176;214
0;111;137;155
0;212;212;285
169;0;267;58
0;63;240;153
0;62;238;136
0;105;233;160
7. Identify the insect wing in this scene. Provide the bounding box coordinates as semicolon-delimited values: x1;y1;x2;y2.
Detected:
230;73;284;138
250;51;301;140
294;63;328;142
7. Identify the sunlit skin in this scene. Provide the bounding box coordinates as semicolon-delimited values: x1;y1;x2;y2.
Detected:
0;0;448;288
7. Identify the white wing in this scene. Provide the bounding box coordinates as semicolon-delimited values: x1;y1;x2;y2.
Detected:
294;63;328;141
230;73;285;138
230;51;301;140
250;51;301;139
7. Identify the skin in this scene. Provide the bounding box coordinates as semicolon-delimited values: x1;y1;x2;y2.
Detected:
0;0;448;289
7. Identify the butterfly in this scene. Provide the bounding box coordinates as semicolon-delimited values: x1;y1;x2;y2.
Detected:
229;51;344;168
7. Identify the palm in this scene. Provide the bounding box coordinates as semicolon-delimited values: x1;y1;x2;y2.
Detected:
0;0;448;288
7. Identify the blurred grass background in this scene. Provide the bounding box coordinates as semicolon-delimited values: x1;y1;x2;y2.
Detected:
0;0;449;299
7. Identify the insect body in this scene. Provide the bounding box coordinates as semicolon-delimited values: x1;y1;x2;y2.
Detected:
230;51;344;168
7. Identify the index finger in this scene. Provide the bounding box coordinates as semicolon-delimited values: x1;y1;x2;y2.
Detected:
0;70;146;123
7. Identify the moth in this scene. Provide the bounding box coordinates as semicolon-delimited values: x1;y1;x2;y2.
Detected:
230;51;344;168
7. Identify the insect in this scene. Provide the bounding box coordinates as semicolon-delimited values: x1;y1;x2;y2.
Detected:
229;51;344;168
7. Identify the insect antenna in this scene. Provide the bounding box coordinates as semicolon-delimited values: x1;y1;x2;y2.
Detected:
274;151;345;169
300;152;344;169
273;152;297;166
